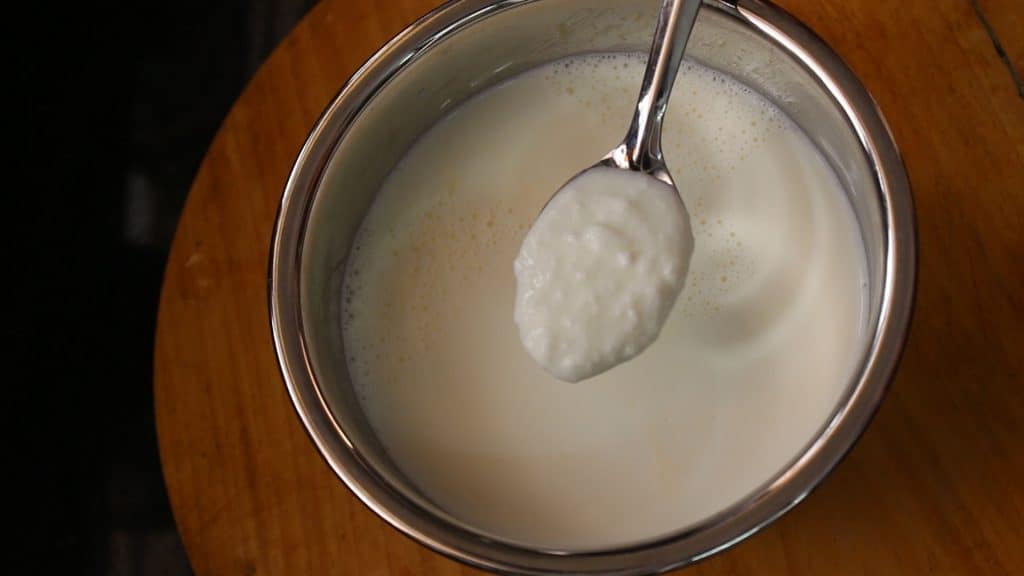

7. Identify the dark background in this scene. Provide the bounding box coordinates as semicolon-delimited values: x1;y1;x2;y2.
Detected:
24;1;316;573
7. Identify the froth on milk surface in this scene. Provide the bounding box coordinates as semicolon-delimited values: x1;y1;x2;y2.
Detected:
341;53;867;549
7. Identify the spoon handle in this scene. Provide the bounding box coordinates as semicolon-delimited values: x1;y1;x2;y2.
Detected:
622;0;702;170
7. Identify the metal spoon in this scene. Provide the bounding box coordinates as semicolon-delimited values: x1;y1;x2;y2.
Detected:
563;0;702;194
512;0;703;382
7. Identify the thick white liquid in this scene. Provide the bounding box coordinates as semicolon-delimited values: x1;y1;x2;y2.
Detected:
342;54;867;549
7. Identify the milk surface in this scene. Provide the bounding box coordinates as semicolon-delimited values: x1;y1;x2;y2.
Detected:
341;54;867;549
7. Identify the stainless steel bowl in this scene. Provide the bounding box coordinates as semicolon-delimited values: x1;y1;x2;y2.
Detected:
270;0;916;573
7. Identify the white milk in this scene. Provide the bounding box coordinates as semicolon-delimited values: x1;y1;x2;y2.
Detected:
341;54;867;549
514;167;694;382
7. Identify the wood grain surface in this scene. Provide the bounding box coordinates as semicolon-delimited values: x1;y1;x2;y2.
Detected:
154;0;1024;573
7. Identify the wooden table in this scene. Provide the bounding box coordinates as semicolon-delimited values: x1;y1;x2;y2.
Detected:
155;0;1023;573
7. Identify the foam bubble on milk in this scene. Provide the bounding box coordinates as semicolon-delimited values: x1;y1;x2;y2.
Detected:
340;53;866;548
344;188;526;405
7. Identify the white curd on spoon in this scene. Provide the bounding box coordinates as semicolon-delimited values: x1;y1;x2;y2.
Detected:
514;167;694;382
